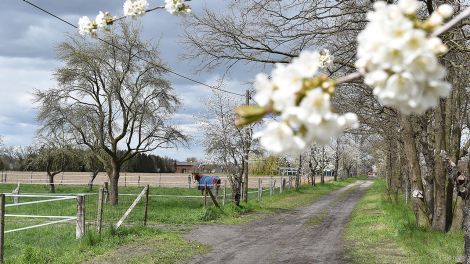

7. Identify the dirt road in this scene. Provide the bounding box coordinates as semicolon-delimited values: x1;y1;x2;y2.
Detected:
185;180;372;264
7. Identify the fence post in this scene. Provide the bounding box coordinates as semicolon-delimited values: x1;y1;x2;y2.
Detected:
76;195;85;239
104;182;109;204
96;187;104;235
144;185;150;226
288;176;292;190
204;183;208;208
30;171;33;184
124;173;127;187
138;176;141;187
258;178;261;201
0;194;5;264
60;171;64;185
3;172;6;183
12;183;20;204
270;177;273;196
188;175;191;189
0;170;3;183
223;180;226;206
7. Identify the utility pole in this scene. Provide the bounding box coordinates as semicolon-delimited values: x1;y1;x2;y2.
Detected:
243;90;250;203
296;154;302;191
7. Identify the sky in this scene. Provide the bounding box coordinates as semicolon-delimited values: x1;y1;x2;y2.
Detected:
0;0;260;161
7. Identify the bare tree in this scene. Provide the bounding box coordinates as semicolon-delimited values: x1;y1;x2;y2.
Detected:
35;22;186;205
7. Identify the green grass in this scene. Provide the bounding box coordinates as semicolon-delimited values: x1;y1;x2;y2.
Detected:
0;176;364;263
344;178;464;264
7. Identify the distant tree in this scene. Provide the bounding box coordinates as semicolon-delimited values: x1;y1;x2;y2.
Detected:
200;92;257;206
35;22;186;205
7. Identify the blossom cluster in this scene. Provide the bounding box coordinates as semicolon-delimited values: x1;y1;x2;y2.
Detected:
78;0;191;37
123;0;149;17
356;0;453;114
78;12;115;37
165;0;191;15
249;50;359;154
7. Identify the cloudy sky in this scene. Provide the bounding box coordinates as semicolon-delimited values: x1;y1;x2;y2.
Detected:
1;0;260;161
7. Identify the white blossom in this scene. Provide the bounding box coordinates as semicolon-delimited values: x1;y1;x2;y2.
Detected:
165;0;191;15
251;49;357;154
319;49;334;68
95;11;114;29
356;0;452;114
290;51;321;77
123;0;148;17
437;4;454;19
78;16;97;36
255;122;306;153
253;73;275;107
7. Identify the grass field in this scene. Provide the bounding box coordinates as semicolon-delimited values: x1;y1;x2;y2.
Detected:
344;178;464;264
0;176;364;263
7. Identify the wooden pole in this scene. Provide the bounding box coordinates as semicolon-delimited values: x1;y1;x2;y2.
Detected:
0;194;5;263
280;176;283;193
124;173;127;187
270;177;273;196
143;185;149;226
96;187;104;235
12;183;20;204
204;183;208;208
76;195;85;239
188;175;191;189
30;171;33;184
258;178;261;201
104;182;109;204
138;176;141;187
222;180;226;206
0;171;3;183
207;188;220;208
115;186;148;229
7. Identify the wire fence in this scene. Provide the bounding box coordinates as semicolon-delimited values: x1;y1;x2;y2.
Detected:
0;174;329;262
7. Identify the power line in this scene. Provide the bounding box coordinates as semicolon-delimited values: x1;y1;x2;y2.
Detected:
21;0;245;97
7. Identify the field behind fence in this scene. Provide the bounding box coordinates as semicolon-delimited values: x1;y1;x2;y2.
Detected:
0;171;330;188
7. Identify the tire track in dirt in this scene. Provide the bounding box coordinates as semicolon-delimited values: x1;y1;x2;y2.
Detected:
185;181;372;264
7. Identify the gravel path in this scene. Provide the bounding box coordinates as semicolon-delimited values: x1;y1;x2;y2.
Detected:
185;180;372;264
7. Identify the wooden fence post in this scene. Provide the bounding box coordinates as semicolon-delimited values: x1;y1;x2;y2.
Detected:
104;182;109;204
204;184;208;208
30;171;33;184
0;170;3;183
60;171;64;185
96;187;104;235
288;176;292;190
0;194;5;264
143;185;150;226
270;177;273;196
222;180;226;206
188;175;191;189
76;195;85;239
258;178;261;201
138;176;141;187
124;173;127;187
12;183;20;204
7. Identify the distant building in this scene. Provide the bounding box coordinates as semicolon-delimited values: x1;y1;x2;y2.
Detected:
175;161;196;173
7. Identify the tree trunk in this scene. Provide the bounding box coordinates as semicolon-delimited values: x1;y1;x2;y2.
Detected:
88;169;100;192
433;100;447;231
463;198;470;263
48;173;55;193
231;172;242;206
401;115;430;227
108;163;120;206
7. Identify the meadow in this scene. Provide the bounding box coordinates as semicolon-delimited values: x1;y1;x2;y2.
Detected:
1;176;364;263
